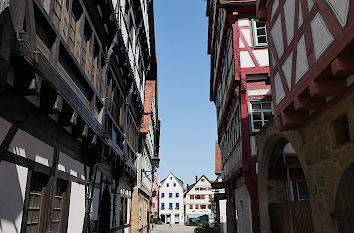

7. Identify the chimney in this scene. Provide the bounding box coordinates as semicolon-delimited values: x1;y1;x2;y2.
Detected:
187;184;189;191
195;176;198;183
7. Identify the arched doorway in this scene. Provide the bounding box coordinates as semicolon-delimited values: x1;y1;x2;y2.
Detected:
98;185;111;233
334;163;354;233
266;139;314;233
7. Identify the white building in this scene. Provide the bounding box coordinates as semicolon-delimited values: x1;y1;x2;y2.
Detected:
159;173;184;224
184;175;213;224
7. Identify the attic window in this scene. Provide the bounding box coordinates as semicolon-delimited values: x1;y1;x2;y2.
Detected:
170;177;172;180
201;178;205;182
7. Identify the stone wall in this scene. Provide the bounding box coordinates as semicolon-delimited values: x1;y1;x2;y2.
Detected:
256;91;354;233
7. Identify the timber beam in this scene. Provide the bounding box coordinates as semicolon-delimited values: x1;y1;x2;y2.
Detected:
309;80;347;98
281;110;309;128
331;56;354;76
294;96;326;111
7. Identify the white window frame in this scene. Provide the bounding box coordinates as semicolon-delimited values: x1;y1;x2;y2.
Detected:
249;101;273;132
252;19;268;47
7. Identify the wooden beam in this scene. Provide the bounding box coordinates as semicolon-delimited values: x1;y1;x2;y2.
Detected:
294;96;326;111
27;74;42;95
309;80;347;97
257;8;267;22
281;111;309;128
331;56;354;76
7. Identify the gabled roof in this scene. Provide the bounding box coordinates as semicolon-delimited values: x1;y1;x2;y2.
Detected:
185;175;212;195
160;172;184;189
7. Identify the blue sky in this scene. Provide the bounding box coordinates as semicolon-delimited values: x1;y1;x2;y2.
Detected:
154;0;217;186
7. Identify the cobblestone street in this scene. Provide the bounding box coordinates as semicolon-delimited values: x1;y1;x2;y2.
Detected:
152;224;196;233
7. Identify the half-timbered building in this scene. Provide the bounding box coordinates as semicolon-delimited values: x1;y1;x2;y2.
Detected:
255;1;354;233
206;0;271;232
0;0;158;232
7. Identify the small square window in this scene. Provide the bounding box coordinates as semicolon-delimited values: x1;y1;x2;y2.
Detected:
169;193;172;198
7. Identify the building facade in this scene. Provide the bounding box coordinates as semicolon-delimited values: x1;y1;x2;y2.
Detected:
255;1;354;233
131;78;160;233
0;0;157;233
184;175;213;224
206;0;271;232
159;173;184;224
151;174;160;218
211;141;227;233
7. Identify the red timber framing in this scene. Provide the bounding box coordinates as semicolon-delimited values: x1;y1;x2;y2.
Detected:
257;0;354;130
207;1;271;233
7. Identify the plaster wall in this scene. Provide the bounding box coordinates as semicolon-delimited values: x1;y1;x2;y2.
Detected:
0;161;27;233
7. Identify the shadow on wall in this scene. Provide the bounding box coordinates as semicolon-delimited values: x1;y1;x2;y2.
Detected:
0;161;27;233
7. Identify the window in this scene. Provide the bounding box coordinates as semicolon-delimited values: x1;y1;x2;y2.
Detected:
161;203;165;209
25;173;49;233
152;203;155;208
250;101;273;132
25;173;69;233
252;19;268;47
195;204;199;209
173;183;176;187
201;178;205;182
196;195;201;199
209;195;213;200
195;188;199;191
169;203;173;209
175;214;179;223
201;195;205;199
51;179;69;232
208;204;211;209
161;193;165;198
120;197;128;225
200;188;206;191
190;195;194;200
297;181;309;200
189;204;193;209
201;205;206;209
169;193;172;198
170;177;172;180
166;183;169;187
176;193;179;198
176;203;179;209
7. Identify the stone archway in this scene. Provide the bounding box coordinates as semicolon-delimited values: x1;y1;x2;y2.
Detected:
257;122;314;233
334;163;354;233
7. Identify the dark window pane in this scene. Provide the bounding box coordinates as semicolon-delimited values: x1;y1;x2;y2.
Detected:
253;113;262;121
257;28;266;35
264;112;273;121
262;103;272;109
253;121;262;130
258;36;267;43
252;103;261;109
298;182;309;200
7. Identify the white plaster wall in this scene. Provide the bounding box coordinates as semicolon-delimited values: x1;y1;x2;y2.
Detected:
235;185;253;233
67;182;86;233
252;50;269;67
9;129;54;167
240;51;255;68
0;117;11;145
0;161;28;233
58;152;86;180
159;173;184;223
219;199;227;233
185;177;213;218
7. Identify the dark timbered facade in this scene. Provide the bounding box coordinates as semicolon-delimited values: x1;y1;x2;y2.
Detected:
0;0;158;233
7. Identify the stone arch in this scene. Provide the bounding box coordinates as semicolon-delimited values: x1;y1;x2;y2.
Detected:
257;121;314;233
334;163;354;233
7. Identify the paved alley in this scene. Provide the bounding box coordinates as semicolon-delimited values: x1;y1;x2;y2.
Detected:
152;224;196;233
